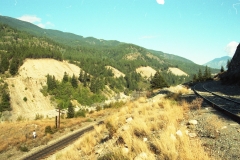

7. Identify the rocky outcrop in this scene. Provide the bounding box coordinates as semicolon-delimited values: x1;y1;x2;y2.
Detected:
228;43;240;72
220;43;240;85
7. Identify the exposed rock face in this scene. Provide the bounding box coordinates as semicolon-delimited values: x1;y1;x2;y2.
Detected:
228;43;240;72
220;43;240;85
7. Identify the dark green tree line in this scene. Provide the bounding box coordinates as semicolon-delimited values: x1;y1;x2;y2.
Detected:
150;71;169;89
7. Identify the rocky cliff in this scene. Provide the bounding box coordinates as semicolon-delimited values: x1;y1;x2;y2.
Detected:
220;43;240;85
228;43;240;72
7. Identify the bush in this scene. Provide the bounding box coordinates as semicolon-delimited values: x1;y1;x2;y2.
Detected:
146;90;154;98
67;102;75;118
75;109;86;117
40;86;48;97
103;104;111;109
98;152;129;160
35;113;44;120
85;118;92;122
23;97;27;102
103;101;125;109
96;106;102;111
19;145;29;152
191;97;203;110
166;92;182;101
106;122;117;138
16;115;25;121
45;126;53;134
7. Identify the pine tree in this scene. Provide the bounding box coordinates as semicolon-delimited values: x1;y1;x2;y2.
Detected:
78;70;84;82
9;58;19;75
67;102;75;118
192;74;197;82
90;78;99;93
71;74;78;88
0;90;11;111
207;67;211;80
150;71;169;89
83;72;90;87
47;74;57;91
0;54;9;73
220;66;224;72
62;72;68;83
198;69;203;82
203;66;211;81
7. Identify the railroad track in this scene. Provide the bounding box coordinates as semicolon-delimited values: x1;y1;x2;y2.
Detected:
193;83;240;123
22;121;104;160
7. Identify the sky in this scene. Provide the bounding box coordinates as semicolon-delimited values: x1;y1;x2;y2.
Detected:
0;0;240;65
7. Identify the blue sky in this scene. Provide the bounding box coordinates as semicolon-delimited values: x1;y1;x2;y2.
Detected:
0;0;240;64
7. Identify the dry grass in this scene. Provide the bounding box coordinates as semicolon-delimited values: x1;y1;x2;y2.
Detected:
191;97;204;110
0;111;102;155
0;86;214;159
203;115;225;138
58;95;212;160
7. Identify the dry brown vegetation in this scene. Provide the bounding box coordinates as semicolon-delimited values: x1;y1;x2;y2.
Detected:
0;110;107;158
54;88;212;160
0;86;221;160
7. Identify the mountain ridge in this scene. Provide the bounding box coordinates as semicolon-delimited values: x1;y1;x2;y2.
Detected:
0;15;123;47
0;15;219;79
204;56;231;69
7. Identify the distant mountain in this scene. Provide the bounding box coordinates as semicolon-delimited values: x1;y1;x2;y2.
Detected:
204;56;231;69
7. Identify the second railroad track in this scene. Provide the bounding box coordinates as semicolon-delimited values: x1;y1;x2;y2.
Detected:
193;82;240;123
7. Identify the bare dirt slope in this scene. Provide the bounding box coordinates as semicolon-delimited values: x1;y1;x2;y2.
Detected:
136;66;156;78
168;67;188;76
5;59;81;120
105;66;125;78
136;66;188;78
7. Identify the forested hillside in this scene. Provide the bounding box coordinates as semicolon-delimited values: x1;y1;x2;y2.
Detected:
0;15;218;75
0;24;63;75
0;16;219;112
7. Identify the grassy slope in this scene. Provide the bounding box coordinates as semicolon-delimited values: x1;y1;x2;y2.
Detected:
55;88;211;160
0;86;211;160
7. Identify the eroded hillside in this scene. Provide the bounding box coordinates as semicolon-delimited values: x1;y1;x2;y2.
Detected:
5;59;81;120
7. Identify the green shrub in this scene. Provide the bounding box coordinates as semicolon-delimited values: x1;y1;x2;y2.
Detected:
103;104;111;109
19;145;29;152
16;115;25;121
23;97;27;102
35;113;44;120
85;118;92;122
96;106;102;111
40;86;48;97
45;126;53;134
75;109;86;117
104;101;125;109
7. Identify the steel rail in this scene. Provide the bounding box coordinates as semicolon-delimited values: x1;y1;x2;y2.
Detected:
22;121;104;160
193;83;240;123
202;83;240;105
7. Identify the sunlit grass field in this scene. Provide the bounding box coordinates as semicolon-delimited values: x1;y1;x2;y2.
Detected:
55;87;212;160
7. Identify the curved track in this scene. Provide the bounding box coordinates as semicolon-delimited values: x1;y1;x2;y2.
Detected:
193;83;240;123
22;121;103;160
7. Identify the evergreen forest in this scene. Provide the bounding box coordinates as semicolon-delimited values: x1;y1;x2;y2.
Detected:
0;16;220;111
